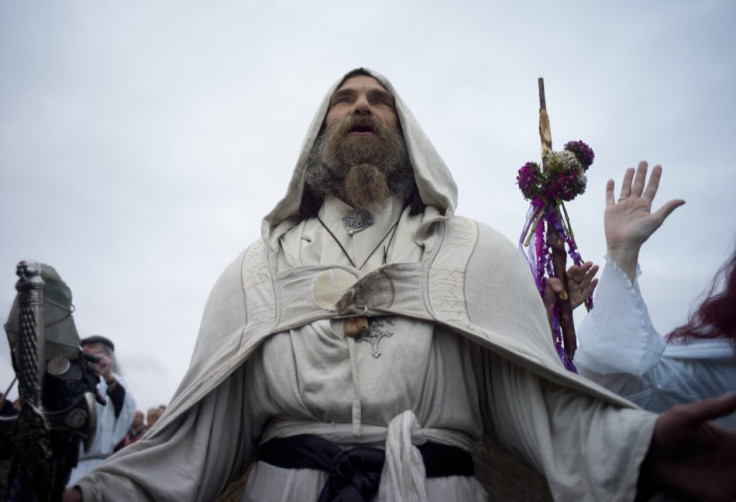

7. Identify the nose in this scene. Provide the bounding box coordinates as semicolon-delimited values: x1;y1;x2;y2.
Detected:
351;93;371;115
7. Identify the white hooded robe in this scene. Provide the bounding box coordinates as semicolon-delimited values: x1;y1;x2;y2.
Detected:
75;69;657;502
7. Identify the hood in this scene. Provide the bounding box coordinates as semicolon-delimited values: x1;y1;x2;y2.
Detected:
261;68;458;249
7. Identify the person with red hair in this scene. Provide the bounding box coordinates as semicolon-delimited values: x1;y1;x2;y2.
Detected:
576;162;736;427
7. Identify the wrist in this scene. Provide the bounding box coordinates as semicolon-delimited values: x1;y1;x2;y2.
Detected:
606;244;639;283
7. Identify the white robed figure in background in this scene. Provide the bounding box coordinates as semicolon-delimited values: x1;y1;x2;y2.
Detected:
67;335;136;486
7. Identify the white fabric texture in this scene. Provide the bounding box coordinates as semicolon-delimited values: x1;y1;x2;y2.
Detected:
377;411;428;502
75;69;658;502
576;258;736;427
244;411;482;502
242;198;485;500
67;375;136;486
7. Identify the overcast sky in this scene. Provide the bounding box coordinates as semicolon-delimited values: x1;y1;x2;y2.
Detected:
2;0;734;413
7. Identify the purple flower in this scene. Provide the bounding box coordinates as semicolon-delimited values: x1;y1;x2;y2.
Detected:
518;140;593;204
517;161;542;200
564;140;595;170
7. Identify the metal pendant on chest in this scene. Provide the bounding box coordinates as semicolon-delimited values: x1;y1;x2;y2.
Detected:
342;209;373;235
345;317;395;358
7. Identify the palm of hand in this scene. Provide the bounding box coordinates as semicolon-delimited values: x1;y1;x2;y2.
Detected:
604;197;662;251
604;163;685;257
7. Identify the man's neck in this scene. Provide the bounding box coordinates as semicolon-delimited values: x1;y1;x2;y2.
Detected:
317;196;404;240
320;195;404;221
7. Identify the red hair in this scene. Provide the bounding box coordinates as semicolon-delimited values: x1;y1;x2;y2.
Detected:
667;246;736;351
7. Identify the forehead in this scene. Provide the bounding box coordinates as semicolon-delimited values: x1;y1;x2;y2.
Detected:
334;75;389;94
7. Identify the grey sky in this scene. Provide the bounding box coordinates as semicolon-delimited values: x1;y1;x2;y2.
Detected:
1;0;734;412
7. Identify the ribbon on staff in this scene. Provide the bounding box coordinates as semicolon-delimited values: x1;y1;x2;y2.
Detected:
517;78;595;371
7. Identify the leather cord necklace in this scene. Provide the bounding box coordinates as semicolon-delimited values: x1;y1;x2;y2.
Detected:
316;213;401;271
316;210;402;341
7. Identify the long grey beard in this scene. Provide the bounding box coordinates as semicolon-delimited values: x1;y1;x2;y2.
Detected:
304;117;415;211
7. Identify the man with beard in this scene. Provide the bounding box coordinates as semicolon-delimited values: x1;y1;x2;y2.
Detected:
302;74;418;216
64;69;736;502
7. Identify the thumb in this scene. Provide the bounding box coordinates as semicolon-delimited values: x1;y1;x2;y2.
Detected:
653;199;685;224
547;278;563;293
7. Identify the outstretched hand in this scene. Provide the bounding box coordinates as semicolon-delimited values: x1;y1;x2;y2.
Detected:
605;162;685;282
565;262;598;309
543;262;599;324
639;392;736;501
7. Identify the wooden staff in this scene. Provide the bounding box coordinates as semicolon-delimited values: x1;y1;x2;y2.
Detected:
538;78;577;361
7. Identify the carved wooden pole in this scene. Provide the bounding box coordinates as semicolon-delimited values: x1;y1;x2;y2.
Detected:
538;78;577;361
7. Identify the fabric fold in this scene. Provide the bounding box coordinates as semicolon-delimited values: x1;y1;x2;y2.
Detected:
379;410;428;502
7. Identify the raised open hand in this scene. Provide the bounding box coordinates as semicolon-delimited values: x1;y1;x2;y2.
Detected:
604;162;685;281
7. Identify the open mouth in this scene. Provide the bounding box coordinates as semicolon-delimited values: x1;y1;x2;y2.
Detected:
347;121;376;135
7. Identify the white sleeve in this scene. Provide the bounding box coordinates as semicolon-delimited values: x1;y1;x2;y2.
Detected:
75;365;253;502
575;262;736;425
474;348;657;502
575;258;666;377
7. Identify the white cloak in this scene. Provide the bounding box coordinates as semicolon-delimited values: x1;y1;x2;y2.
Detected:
75;69;658;502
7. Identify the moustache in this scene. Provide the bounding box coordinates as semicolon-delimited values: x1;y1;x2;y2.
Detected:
334;115;389;138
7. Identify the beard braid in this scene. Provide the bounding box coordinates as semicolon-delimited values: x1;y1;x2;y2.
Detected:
304;115;416;211
343;164;390;211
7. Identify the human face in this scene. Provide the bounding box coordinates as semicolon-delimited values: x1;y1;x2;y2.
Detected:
132;411;144;427
81;342;111;376
325;75;398;132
